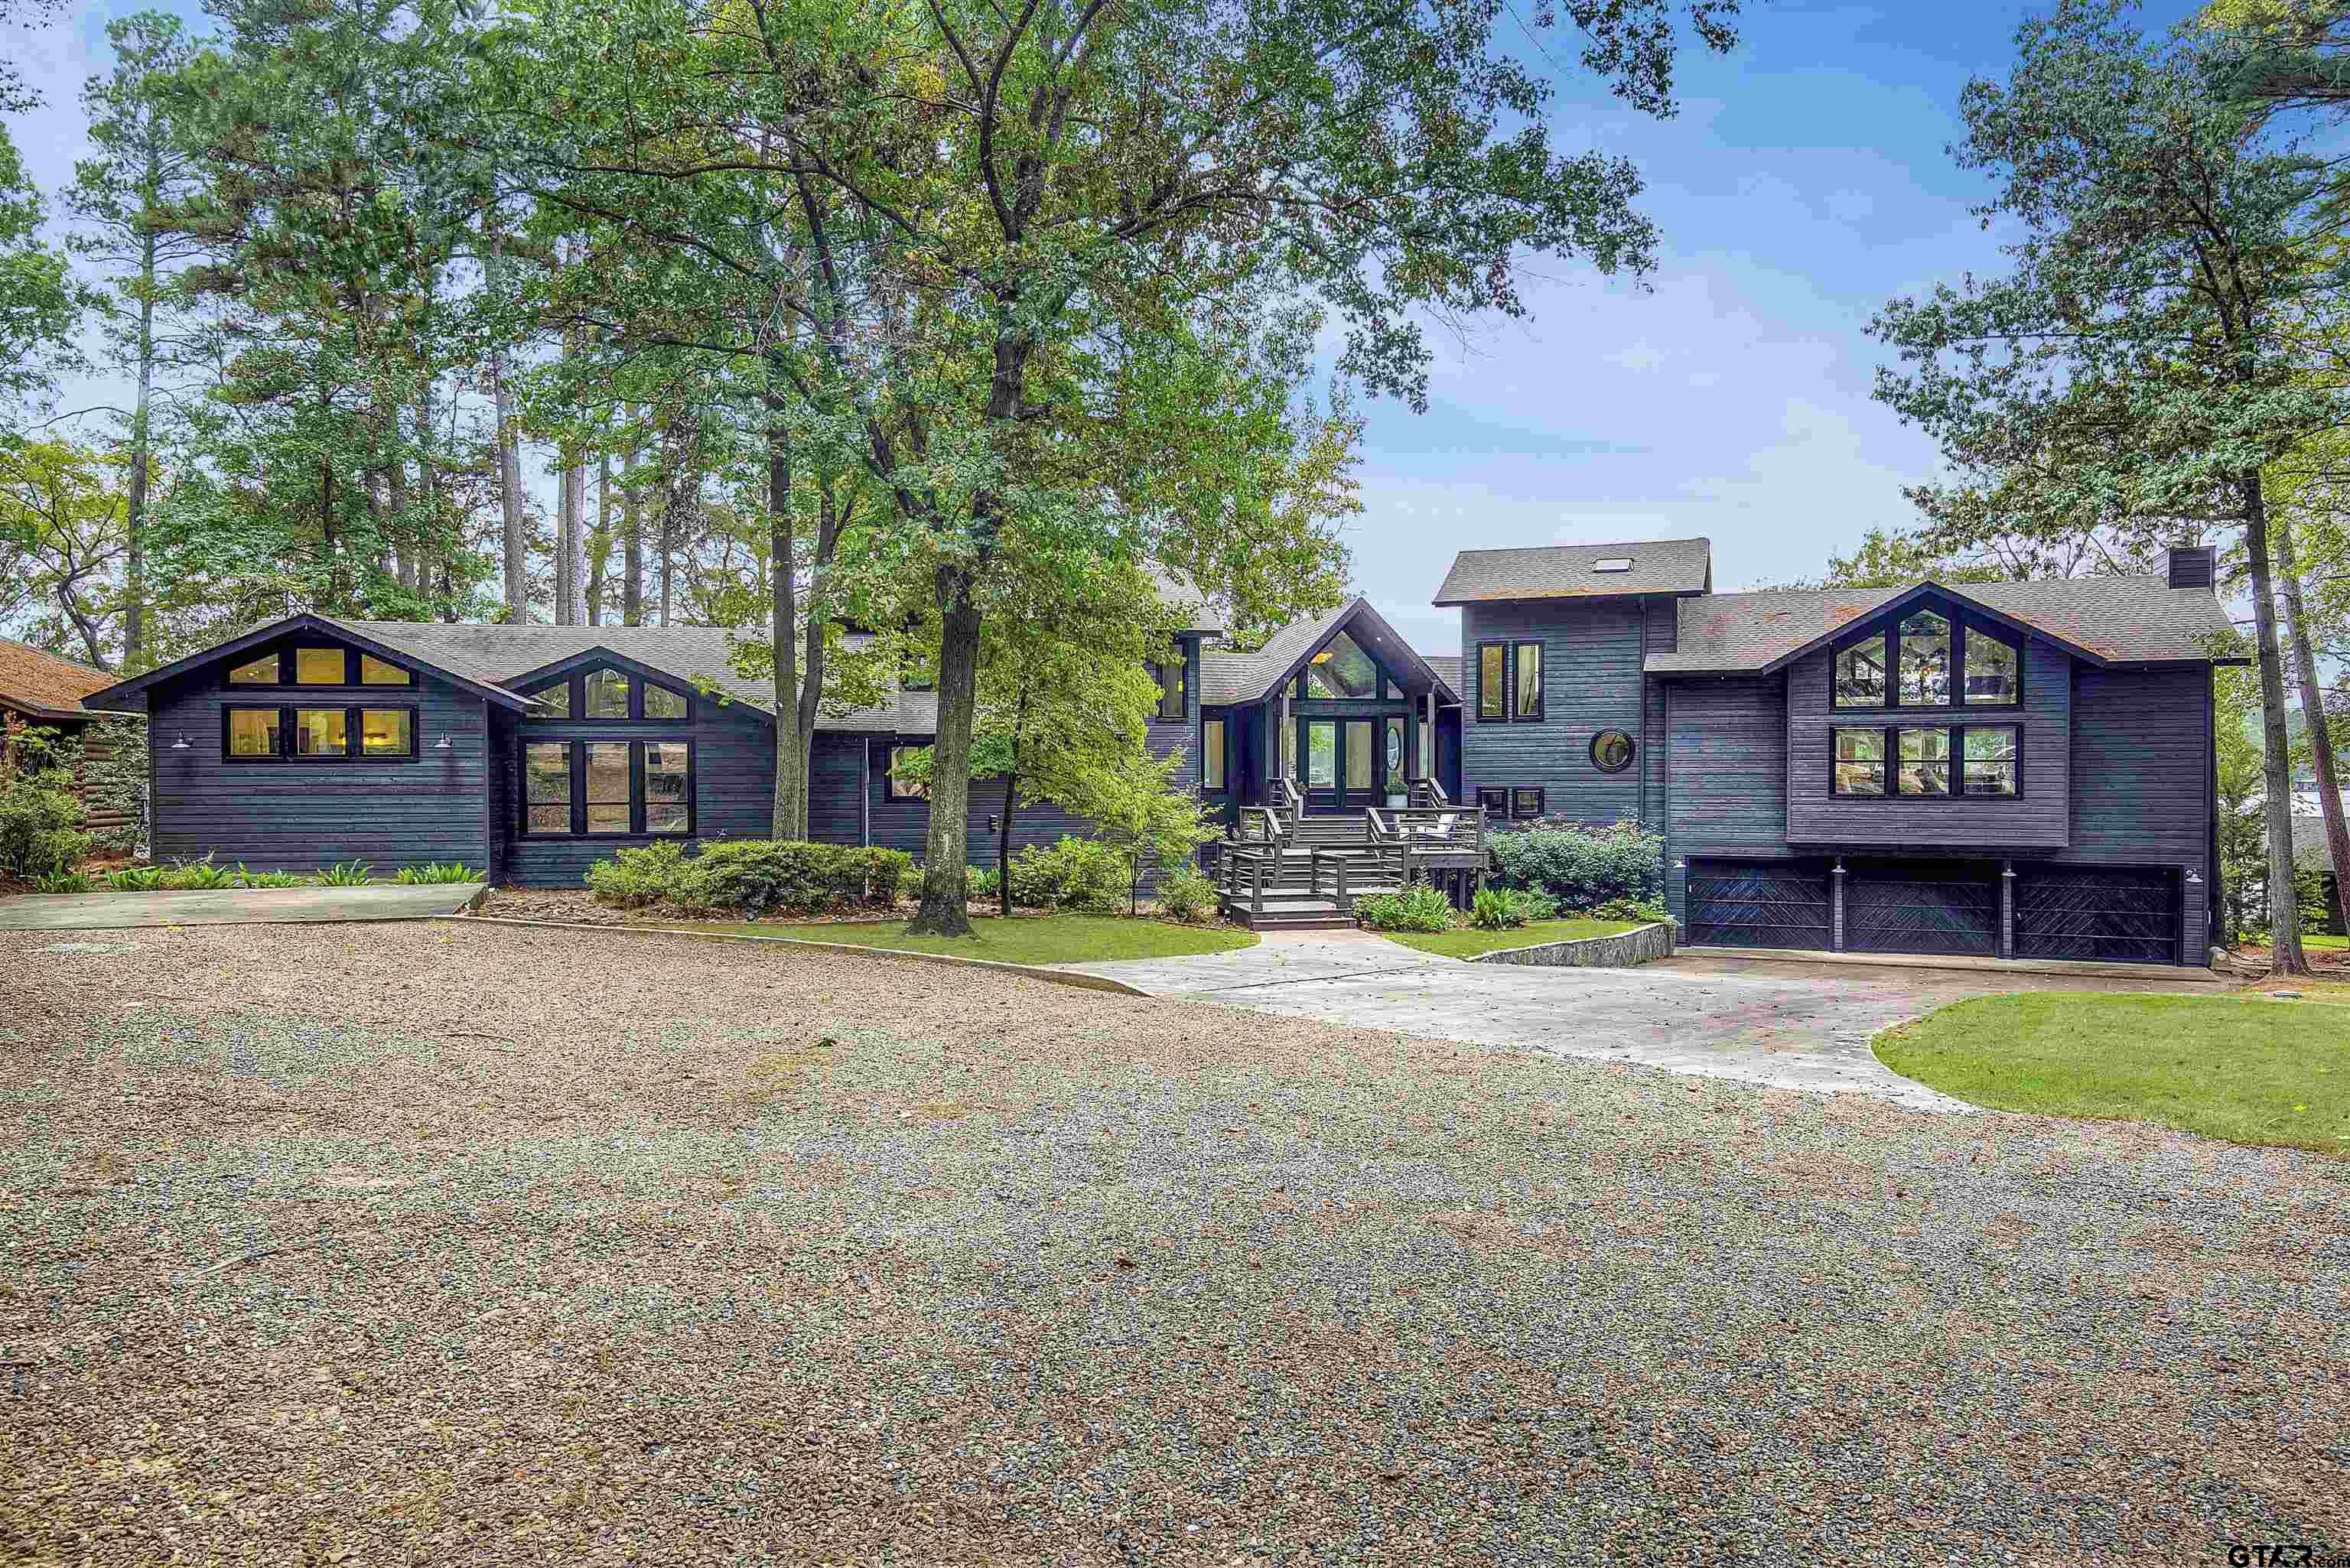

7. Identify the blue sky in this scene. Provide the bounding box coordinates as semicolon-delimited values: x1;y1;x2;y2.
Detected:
4;0;2205;653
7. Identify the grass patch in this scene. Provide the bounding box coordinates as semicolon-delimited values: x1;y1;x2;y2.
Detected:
2303;933;2346;951
1875;992;2350;1157
1381;917;1639;960
679;912;1255;965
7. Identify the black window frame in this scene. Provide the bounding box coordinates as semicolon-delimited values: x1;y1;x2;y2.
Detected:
1203;717;1228;792
1590;729;1636;774
1828;600;2026;714
883;743;929;802
1827;722;2026;800
220;642;418;690
1474;640;1545;723
1147;659;1186;722
1476;785;1509;815
1511;639;1544;721
1476;642;1507;721
518;665;695;724
1511;786;1545;819
516;737;698;837
220;703;422;764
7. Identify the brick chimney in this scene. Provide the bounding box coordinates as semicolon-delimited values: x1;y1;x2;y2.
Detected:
2167;545;2216;590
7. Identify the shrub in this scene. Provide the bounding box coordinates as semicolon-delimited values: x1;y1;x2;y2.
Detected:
233;867;310;889
1155;864;1219;923
0;764;89;883
1008;836;1127;912
1587;896;1668;925
394;861;483;884
613;840;913;917
106;864;169;891
317;860;375;886
968;866;1002;902
81;717;149;856
1353;883;1453;932
1468;886;1560;929
897;859;929;903
31;870;90;893
1486;818;1664;908
586;841;690;906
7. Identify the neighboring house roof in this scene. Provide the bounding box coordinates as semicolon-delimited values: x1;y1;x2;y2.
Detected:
1421;654;1462;695
0;635;142;721
1432;538;1712;605
1198;597;1462;708
1147;562;1225;636
2300;818;2342;874
1646;577;2244;675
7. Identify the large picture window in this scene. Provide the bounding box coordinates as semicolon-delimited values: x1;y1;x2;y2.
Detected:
520;739;696;835
1829;602;2024;712
223;644;415;689
223;704;418;763
1475;640;1543;721
522;665;692;723
1304;631;1379;698
1831;722;2023;799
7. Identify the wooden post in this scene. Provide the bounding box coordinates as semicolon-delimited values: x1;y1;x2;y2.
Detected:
1831;857;1847;952
2000;860;2016;961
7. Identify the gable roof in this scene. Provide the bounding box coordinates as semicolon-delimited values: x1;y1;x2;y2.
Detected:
0;635;143;721
1198;597;1461;707
1433;538;1712;605
1646;577;2243;675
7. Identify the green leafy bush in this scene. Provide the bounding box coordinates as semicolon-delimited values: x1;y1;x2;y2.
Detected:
1007;836;1127;912
592;840;912;916
0;765;89;883
968;866;1002;901
317;860;375;886
1486;818;1664;908
1587;896;1668;925
394;862;482;884
31;870;90;893
163;856;238;890
81;717;148;856
106;864;168;891
233;867;310;889
1155;864;1219;923
1353;883;1453;932
897;859;929;903
1470;886;1560;929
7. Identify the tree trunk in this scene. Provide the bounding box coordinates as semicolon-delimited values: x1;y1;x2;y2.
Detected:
2243;477;2310;975
2273;506;2350;939
487;233;528;625
789;478;847;844
587;451;613;626
999;766;1017;919
767;415;806;841
907;564;981;935
415;390;441;612
623;425;643;626
123;231;155;672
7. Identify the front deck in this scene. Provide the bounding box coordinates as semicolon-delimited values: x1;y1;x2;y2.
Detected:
1212;786;1492;930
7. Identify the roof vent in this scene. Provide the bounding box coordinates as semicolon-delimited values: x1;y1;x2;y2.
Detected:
2167;545;2216;590
1592;558;1635;573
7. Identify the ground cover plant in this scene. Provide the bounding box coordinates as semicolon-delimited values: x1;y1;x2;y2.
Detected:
1876;991;2348;1157
689;912;1254;965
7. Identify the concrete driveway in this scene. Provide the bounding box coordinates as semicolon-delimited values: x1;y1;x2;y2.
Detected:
1069;931;2223;1109
0;882;485;930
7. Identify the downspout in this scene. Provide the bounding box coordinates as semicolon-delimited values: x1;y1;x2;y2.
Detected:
1638;601;1649;828
859;737;871;847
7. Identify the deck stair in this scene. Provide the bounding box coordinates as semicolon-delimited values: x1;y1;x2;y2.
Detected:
1214;781;1490;930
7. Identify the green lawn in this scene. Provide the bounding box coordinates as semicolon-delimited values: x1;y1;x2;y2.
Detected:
1381;917;1639;961
679;912;1255;965
2305;933;2346;951
1875;992;2350;1157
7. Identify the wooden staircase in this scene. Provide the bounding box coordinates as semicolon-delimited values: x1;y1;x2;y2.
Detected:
1213;779;1489;931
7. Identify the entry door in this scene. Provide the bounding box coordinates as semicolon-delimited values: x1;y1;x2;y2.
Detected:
1300;719;1339;810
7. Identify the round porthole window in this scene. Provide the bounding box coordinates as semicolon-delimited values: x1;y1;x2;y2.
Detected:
1590;729;1636;774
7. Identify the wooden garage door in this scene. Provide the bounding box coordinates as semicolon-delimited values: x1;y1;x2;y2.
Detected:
1842;860;2000;958
1685;860;1831;949
2014;866;2178;965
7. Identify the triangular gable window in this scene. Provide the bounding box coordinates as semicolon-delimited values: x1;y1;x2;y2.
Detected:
520;663;695;722
1830;594;2021;711
1303;630;1381;698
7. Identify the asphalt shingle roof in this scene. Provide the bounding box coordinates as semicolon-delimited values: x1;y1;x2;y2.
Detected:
323;619;915;731
1645;577;2240;673
1433;539;1712;604
2299;818;2342;874
0;635;138;720
1198;602;1356;706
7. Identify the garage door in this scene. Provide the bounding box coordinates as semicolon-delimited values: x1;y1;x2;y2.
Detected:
2014;866;2179;965
1685;860;1831;949
1845;860;1999;958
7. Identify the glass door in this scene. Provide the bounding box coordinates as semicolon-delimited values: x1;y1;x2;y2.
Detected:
1302;720;1339;810
1344;720;1375;808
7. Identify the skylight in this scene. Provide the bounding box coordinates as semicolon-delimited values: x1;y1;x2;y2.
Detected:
1592;558;1635;573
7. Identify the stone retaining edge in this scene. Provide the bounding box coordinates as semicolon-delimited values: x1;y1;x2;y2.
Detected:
1466;919;1676;968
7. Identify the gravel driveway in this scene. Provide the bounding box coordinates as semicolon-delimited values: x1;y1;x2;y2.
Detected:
4;922;2345;1565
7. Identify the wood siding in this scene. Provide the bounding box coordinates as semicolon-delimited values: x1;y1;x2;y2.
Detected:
1461;599;1647;825
1662;675;1791;928
2054;665;2212;953
147;652;493;876
1783;635;2071;849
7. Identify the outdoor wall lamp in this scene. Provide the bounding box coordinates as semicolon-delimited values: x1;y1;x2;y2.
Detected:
2185;870;2202;886
170;733;191;750
435;734;454;751
1671;857;1686;870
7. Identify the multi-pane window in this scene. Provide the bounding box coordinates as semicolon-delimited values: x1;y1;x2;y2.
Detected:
1478;645;1505;720
294;647;348;685
584;669;630;719
1964;628;2020;704
1832;727;1886;795
1831;723;2021;799
1304;631;1379;698
1896;612;1951;706
227;646;413;687
1833;634;1887;707
1203;719;1227;791
1896;727;1951;795
223;705;417;763
885;745;929;801
521;740;696;834
1831;603;2022;711
1962;726;2020;795
644;742;692;833
1475;640;1543;721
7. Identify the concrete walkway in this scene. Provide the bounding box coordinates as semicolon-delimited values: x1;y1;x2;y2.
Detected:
0;882;486;930
1069;929;2221;1109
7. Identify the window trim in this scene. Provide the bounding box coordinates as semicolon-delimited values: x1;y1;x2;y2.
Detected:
1512;639;1544;721
1510;786;1545;820
1827;722;2025;799
220;704;422;763
1828;600;2026;713
516;737;697;836
1148;659;1186;723
221;642;418;690
1474;639;1546;722
883;743;929;802
1203;717;1228;792
1476;642;1507;721
519;665;695;724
